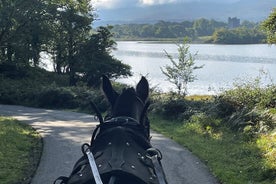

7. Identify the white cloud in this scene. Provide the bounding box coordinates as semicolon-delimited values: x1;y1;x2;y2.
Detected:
91;0;241;9
92;0;120;9
91;0;139;9
139;0;178;6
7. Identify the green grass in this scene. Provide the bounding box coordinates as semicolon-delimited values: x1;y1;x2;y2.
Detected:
0;117;42;184
150;115;276;184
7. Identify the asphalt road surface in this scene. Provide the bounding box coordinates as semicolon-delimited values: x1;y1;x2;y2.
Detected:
0;105;219;184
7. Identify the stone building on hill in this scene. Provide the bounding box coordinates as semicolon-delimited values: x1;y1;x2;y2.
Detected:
228;17;240;29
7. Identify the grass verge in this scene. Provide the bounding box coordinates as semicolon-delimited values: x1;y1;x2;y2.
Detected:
0;117;42;184
150;115;276;184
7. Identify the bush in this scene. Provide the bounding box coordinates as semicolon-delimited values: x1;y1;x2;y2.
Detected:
37;85;77;108
69;85;108;113
150;93;218;121
0;62;28;79
210;96;237;118
187;112;222;133
228;107;275;135
0;76;39;105
150;94;189;120
0;75;109;112
220;75;276;110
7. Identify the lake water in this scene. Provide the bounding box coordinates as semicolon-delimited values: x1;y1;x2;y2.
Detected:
112;41;276;95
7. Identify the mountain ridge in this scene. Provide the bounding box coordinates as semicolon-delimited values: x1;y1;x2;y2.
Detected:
93;0;276;26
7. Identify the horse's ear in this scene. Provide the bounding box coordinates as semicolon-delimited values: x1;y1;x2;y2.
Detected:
102;75;118;106
136;76;149;102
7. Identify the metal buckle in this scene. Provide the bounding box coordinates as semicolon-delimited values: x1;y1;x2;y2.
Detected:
146;148;163;160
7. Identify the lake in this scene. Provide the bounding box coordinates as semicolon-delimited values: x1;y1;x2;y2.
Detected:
112;41;276;95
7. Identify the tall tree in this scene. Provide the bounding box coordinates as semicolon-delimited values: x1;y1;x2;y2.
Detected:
49;0;94;85
0;0;59;66
0;0;131;85
262;8;276;44
76;26;131;86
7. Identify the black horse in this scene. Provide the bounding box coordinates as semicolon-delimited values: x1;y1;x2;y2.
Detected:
54;76;167;184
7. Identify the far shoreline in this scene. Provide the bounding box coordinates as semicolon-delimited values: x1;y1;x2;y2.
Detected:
114;37;266;45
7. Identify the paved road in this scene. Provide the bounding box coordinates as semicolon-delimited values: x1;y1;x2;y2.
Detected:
0;105;219;184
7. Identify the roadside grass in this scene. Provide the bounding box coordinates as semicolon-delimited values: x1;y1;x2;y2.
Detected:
150;115;276;184
0;117;42;184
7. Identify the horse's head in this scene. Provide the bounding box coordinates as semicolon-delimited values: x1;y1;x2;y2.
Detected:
55;76;166;184
102;75;149;125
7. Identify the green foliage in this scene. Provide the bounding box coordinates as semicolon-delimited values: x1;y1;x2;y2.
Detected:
261;8;276;44
37;85;77;108
152;71;276;139
76;26;132;86
0;0;93;66
112;19;263;43
112;19;227;40
228;108;275;135
0;68;109;112
150;114;276;184
211;27;266;44
257;133;276;179
220;75;276;110
0;117;42;184
161;39;204;95
150;93;216;122
0;0;130;86
112;20;198;39
150;96;189;120
184;113;222;135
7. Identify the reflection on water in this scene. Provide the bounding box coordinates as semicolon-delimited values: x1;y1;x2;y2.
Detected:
115;50;276;64
113;41;276;95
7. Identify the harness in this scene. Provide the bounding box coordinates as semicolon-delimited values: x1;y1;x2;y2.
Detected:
54;103;167;184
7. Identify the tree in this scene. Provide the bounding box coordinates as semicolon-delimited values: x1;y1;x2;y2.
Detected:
211;27;265;44
0;0;130;86
75;26;132;87
0;0;42;64
262;8;276;44
161;39;204;96
48;0;94;85
0;0;93;64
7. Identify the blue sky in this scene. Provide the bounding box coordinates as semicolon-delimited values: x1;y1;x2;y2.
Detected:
91;0;276;25
92;0;240;9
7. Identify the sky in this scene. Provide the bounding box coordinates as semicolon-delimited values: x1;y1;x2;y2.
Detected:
92;0;240;9
90;0;276;25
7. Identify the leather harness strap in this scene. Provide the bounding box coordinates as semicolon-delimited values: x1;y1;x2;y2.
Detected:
82;144;103;184
146;148;168;184
83;117;168;184
149;155;167;184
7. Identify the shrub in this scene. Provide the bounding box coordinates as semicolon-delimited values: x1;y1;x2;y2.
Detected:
0;76;39;105
210;96;237;118
70;85;108;113
0;75;109;112
228;107;275;135
37;85;77;108
150;94;189;120
187;112;222;133
220;74;276;110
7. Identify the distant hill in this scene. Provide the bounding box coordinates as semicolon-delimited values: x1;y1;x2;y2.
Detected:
93;0;276;26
